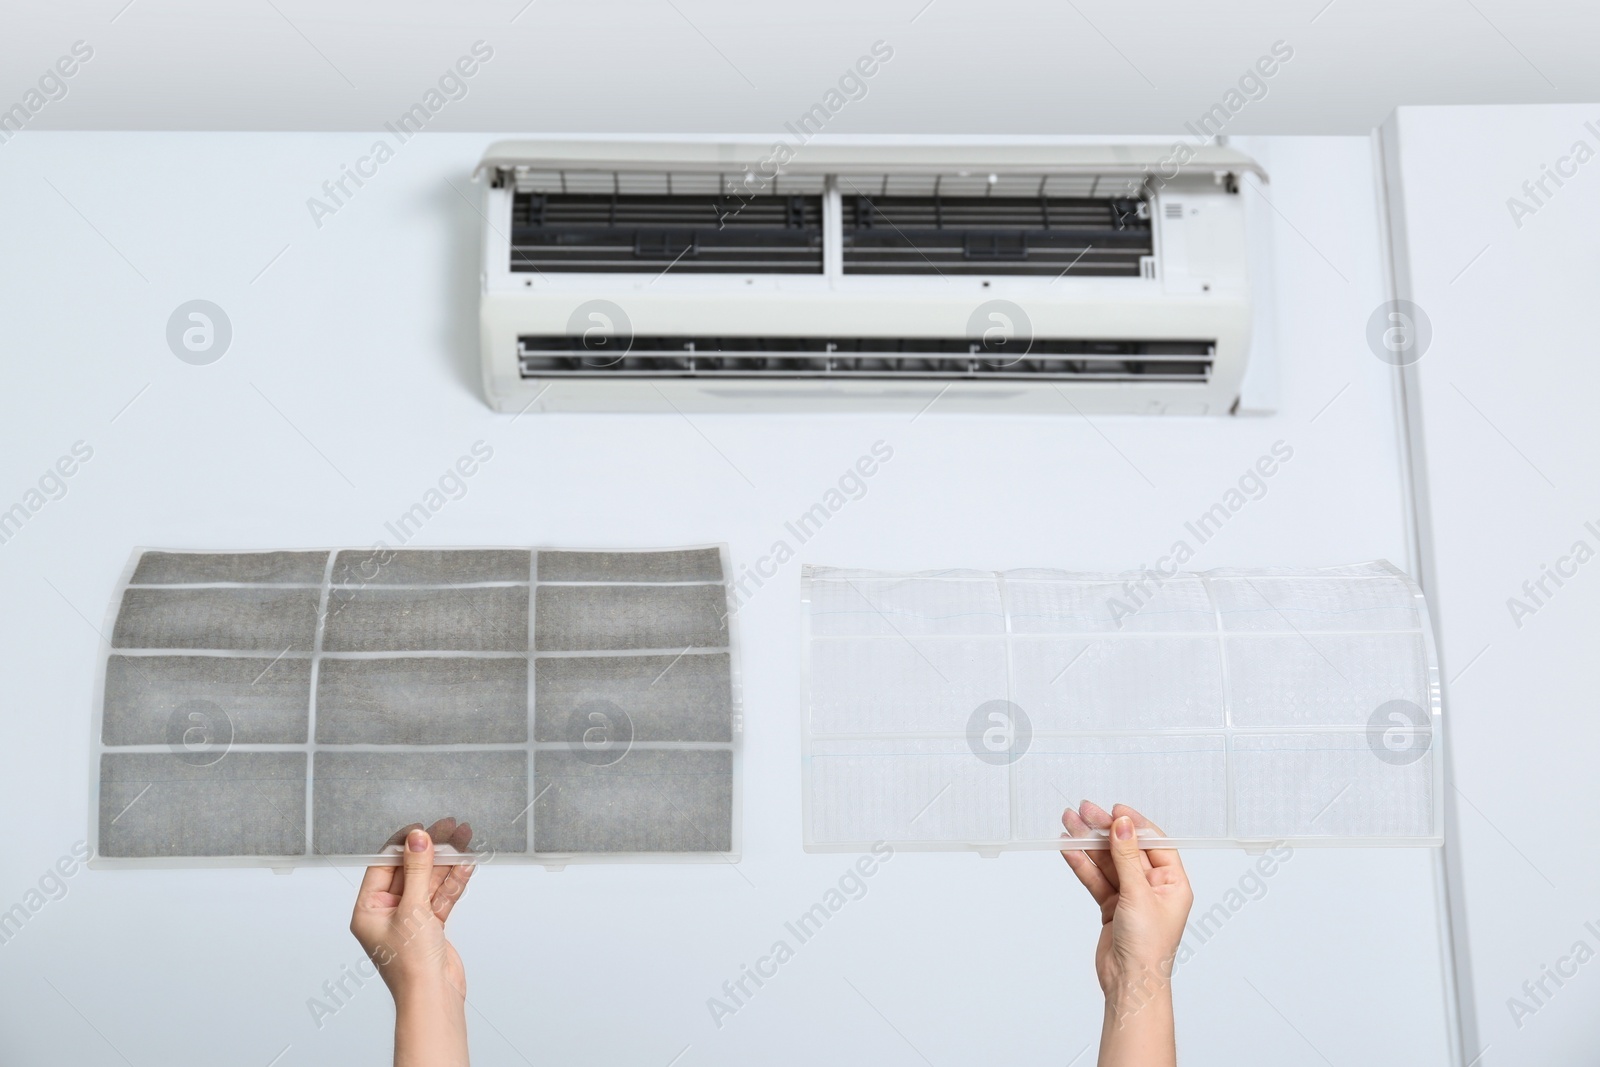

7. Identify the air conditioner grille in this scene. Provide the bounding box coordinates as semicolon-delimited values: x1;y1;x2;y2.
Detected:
841;195;1154;276
511;192;824;273
518;336;1211;383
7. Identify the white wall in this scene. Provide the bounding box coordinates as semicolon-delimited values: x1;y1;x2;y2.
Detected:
0;132;1452;1065
3;0;1599;134
1386;103;1600;1067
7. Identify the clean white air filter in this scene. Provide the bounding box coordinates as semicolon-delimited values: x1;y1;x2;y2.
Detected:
801;561;1442;852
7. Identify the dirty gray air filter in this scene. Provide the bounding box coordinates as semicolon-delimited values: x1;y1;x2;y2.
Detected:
91;547;739;868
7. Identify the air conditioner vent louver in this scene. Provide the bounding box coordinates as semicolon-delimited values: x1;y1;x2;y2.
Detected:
511;192;824;273
841;195;1154;276
518;336;1212;383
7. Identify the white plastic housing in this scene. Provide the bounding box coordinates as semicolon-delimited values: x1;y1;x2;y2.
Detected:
475;140;1260;415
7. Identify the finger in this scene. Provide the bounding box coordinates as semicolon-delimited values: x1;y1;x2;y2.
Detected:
426;817;459;894
1105;804;1152;874
355;863;399;910
435;860;476;923
1060;809;1115;906
1107;816;1149;899
434;822;475;922
1062;805;1093;837
385;822;424;848
1112;803;1185;873
1062;806;1113;883
381;822;424;899
1078;799;1113;829
399;828;435;908
356;861;397;897
1074;800;1119;889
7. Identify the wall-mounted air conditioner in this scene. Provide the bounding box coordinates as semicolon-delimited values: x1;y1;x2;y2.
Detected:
475;140;1264;414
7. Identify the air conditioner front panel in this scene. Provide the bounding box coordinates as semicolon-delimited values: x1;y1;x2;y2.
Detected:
475;140;1262;415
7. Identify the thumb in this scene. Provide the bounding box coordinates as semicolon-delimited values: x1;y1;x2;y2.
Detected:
1108;816;1147;898
400;828;434;908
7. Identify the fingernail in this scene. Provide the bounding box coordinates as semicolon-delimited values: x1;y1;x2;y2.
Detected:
408;829;428;851
1114;816;1133;841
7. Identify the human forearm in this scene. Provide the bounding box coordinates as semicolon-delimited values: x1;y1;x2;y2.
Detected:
394;980;470;1067
1062;806;1189;1067
1098;977;1175;1067
352;823;477;1067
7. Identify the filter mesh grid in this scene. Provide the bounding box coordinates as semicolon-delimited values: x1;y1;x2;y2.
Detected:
92;546;738;866
802;562;1443;851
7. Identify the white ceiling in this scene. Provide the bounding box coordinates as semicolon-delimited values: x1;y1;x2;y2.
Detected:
4;0;1597;134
